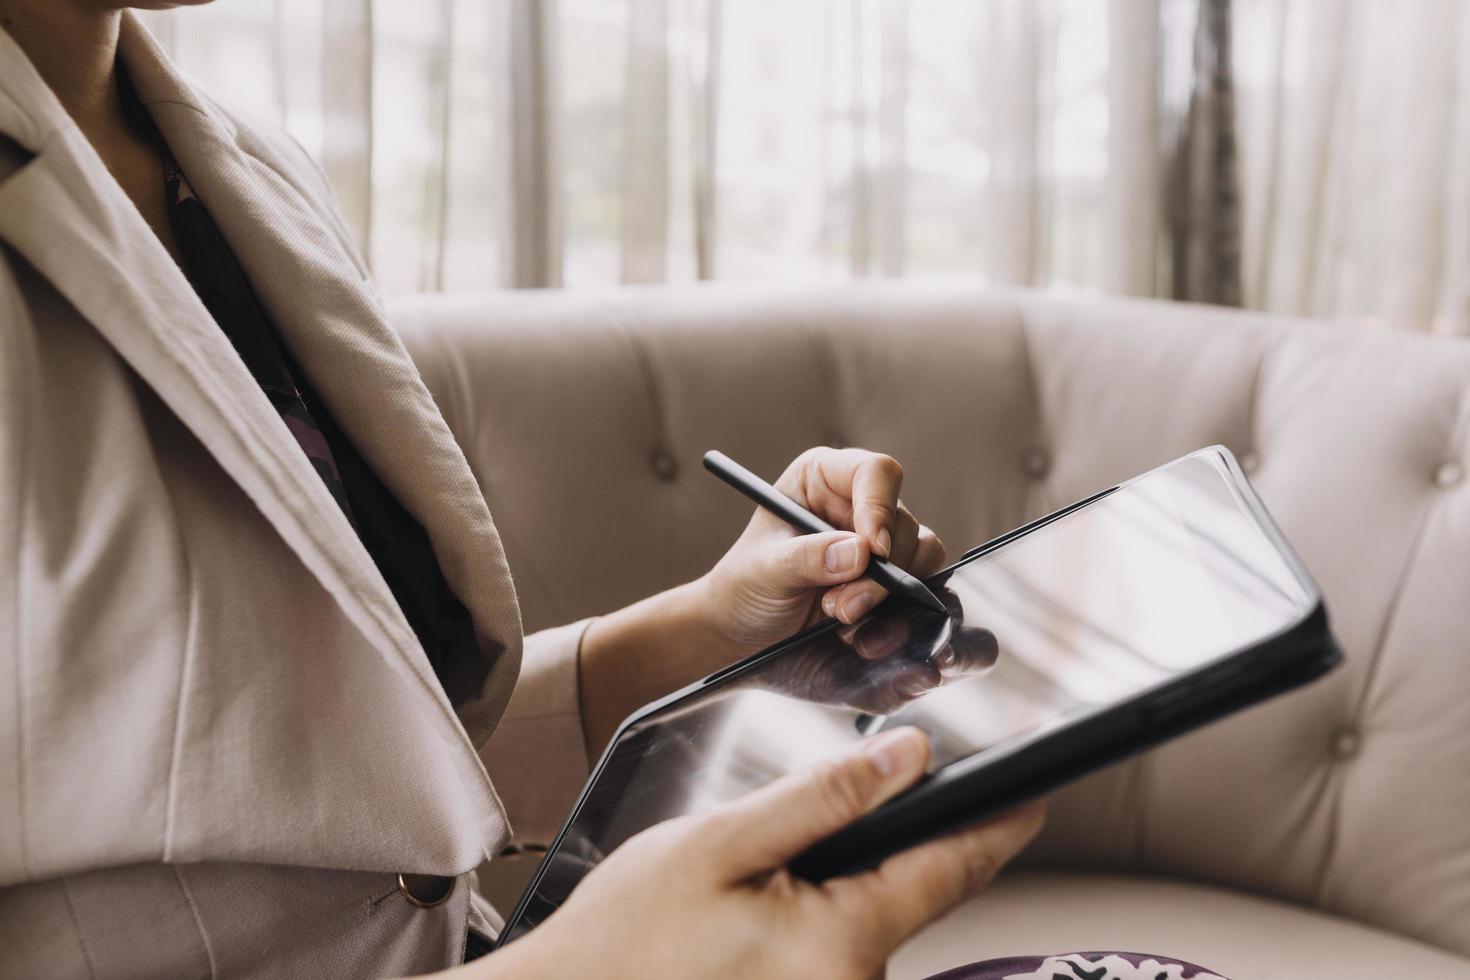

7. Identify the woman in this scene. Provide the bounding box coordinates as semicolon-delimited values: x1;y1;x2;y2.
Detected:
0;2;1045;976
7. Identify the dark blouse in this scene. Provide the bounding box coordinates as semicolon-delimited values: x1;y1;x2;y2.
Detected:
125;76;484;704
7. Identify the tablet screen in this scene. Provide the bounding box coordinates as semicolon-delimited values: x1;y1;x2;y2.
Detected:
501;449;1313;941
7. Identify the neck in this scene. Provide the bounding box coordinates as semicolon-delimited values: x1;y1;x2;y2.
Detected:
0;1;124;134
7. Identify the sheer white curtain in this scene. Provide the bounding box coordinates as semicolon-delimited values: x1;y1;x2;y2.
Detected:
137;1;1469;335
1235;0;1470;334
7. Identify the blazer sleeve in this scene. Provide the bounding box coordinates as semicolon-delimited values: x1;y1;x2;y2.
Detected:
480;619;595;845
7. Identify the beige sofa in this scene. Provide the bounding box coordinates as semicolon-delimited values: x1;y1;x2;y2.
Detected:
390;284;1470;979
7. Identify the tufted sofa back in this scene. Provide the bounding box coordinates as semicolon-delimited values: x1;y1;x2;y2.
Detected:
390;284;1470;959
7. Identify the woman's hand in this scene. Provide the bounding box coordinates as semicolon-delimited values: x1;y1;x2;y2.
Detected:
699;447;948;646
578;447;949;753
477;728;1044;980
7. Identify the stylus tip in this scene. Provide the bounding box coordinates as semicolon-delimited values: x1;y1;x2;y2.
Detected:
913;586;947;614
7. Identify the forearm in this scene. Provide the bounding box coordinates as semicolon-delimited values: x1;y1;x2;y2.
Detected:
577;578;748;756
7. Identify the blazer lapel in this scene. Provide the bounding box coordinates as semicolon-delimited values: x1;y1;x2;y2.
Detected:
115;16;524;746
0;22;513;830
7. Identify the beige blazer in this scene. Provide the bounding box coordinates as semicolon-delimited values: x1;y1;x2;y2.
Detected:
0;15;591;978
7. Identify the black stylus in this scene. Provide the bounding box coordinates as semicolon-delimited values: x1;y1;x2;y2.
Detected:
703;450;948;616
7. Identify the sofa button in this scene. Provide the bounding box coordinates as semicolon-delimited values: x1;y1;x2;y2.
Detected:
650;448;679;482
1330;727;1361;760
1238;450;1260;475
1434;460;1464;489
1022;447;1050;479
398;873;455;909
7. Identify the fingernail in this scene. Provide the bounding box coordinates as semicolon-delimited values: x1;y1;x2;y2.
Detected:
842;591;878;622
867;728;926;777
875;527;892;558
822;592;838;617
825;537;861;574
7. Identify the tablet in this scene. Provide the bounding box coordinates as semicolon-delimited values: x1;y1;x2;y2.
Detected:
497;446;1340;945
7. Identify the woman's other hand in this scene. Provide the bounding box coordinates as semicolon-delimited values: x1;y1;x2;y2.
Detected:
699;447;948;645
579;447;946;753
480;728;1044;980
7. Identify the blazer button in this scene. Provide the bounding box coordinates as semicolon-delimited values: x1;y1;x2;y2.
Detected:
398;873;456;908
1330;727;1361;761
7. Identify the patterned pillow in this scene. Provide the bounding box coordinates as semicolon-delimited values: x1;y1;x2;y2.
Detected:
925;951;1228;980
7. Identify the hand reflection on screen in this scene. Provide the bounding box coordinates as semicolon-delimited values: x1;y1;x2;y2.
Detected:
750;584;999;716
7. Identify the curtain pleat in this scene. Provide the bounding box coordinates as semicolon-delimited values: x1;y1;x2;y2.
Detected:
621;0;670;284
1166;0;1242;305
501;0;562;287
270;0;289;123
322;0;375;257
978;1;1045;287
1104;0;1162;296
424;0;456;292
815;1;837;267
1238;0;1287;313
848;0;872;278
873;0;909;279
690;0;722;280
1438;4;1470;335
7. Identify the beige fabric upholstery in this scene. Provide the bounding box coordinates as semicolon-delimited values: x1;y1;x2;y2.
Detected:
888;871;1470;980
391;283;1470;970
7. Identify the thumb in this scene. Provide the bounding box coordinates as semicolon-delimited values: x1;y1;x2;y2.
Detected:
753;530;870;596
702;728;930;881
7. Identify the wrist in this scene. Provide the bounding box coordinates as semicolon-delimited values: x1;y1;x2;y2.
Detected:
681;572;745;656
587;577;730;668
630;576;749;676
578;578;738;756
659;575;725;646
